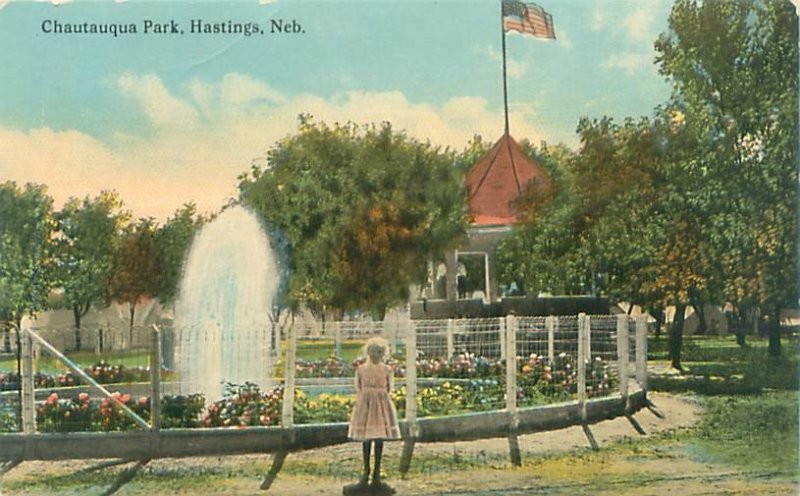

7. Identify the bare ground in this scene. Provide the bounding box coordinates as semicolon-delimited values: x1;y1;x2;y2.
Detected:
2;393;797;495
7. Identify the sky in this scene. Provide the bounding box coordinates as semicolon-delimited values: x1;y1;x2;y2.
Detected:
0;0;675;221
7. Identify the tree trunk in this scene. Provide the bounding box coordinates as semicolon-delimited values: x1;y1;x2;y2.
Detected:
2;322;10;353
654;310;664;340
650;306;664;341
691;299;707;335
767;307;782;358
129;301;136;348
735;328;747;347
728;306;746;347
669;303;686;371
752;308;762;336
72;304;82;352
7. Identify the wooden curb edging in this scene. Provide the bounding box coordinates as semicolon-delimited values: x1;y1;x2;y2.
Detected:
0;389;646;462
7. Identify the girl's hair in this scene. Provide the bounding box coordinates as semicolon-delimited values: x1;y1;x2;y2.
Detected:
364;337;390;361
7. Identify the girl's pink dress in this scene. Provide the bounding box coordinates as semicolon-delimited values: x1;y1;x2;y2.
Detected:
348;362;401;441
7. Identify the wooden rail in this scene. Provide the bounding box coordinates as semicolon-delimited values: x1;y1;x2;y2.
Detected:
0;389;645;462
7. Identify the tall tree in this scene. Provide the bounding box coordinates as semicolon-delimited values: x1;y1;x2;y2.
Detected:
655;0;798;356
109;218;160;341
239;117;467;317
154;203;204;305
0;182;56;334
56;191;129;350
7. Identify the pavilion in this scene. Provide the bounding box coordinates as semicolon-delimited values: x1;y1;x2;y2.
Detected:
435;134;553;303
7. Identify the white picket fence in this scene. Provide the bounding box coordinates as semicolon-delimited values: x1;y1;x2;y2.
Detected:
11;313;648;434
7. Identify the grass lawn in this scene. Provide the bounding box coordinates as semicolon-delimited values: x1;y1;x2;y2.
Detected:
0;350;152;375
647;333;799;476
649;333;799;394
0;339;380;375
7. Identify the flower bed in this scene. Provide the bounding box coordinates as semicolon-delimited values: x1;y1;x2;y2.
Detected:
17;354;615;432
35;391;205;432
2;352;616;433
0;361;163;391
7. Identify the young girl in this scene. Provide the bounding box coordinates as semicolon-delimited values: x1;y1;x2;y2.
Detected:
347;337;401;493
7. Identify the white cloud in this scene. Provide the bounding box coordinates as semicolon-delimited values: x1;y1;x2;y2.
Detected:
589;5;609;32
1;73;549;221
590;1;666;43
623;4;660;42
117;73;199;130
555;28;573;48
601;52;652;75
486;46;526;80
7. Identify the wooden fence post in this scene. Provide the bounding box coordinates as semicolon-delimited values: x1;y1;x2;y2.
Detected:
577;313;587;418
20;325;35;434
635;315;648;394
399;320;418;475
546;316;556;362
585;314;592;362
405;321;418;433
505;317;517;414
282;322;297;429
150;325;162;432
505;315;521;466
616;315;629;409
577;313;599;450
499;317;507;361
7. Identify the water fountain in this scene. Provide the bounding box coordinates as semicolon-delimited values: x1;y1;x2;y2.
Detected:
173;205;280;402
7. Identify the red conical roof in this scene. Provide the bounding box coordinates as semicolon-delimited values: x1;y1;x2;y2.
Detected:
465;134;552;225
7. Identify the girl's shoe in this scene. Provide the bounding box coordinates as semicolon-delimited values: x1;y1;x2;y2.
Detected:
370;478;396;495
342;473;370;495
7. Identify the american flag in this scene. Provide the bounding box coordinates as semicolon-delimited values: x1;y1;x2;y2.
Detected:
502;0;556;39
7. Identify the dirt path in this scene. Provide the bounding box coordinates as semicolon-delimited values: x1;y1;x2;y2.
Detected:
2;393;797;495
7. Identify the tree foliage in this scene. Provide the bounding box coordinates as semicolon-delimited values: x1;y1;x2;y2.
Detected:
0;181;57;328
239;117;467;317
154;203;204;304
655;0;798;356
109;218;160;335
499;0;797;363
56;191;129;341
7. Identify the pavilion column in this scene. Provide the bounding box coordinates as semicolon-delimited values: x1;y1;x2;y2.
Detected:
445;250;458;302
426;258;436;299
485;248;500;303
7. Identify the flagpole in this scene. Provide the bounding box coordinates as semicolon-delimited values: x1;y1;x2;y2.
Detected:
500;1;510;136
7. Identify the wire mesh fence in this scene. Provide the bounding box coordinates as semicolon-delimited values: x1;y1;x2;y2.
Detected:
4;313;648;435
